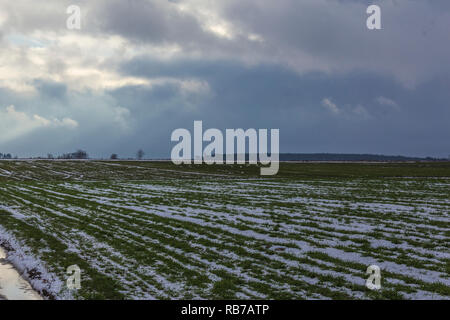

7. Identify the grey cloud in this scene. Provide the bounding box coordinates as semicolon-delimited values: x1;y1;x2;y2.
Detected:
93;0;205;44
0;0;449;158
33;80;68;100
112;57;450;157
3;0;450;84
217;0;450;84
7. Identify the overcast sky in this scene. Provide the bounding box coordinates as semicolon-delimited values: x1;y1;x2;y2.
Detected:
0;0;449;158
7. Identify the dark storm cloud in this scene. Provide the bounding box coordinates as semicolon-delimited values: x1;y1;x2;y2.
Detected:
110;57;450;157
1;57;449;158
33;80;68;100
80;0;450;86
93;0;205;44
218;0;450;82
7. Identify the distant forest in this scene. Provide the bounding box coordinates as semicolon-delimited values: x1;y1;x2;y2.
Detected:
278;153;447;161
217;153;448;162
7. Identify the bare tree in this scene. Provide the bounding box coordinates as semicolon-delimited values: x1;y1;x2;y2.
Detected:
73;150;88;159
136;149;145;160
59;150;88;159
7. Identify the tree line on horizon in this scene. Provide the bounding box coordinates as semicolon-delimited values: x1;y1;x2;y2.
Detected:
0;153;15;159
5;149;147;160
2;150;447;161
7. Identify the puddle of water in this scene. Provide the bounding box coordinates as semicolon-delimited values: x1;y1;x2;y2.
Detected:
0;247;42;300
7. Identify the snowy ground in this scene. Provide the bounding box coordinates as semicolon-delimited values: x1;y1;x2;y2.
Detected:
0;160;448;299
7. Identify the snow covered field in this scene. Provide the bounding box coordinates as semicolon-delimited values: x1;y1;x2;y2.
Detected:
0;161;448;299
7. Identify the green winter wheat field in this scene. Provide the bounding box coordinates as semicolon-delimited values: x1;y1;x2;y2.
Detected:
0;161;448;300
